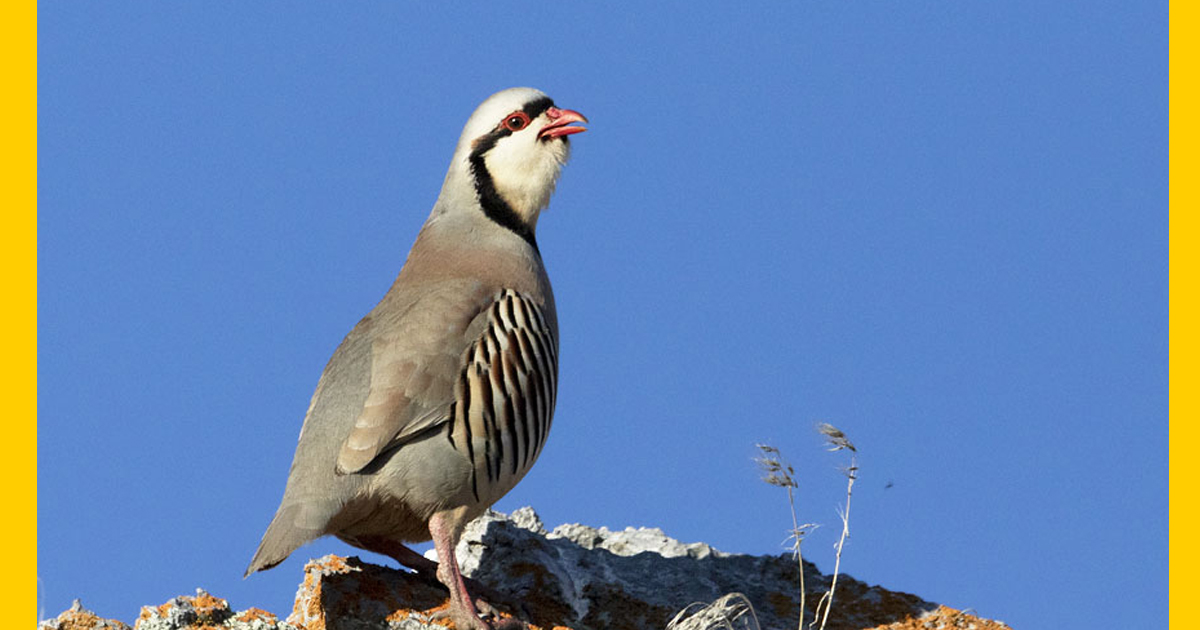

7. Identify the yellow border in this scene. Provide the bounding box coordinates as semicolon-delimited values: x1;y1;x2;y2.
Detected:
1171;1;1189;627
3;0;37;624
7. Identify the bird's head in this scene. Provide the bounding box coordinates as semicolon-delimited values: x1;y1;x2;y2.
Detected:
438;88;588;245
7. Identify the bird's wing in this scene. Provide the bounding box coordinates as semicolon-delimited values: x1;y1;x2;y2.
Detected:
334;285;556;475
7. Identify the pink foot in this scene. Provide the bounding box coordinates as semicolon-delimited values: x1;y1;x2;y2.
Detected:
428;512;526;630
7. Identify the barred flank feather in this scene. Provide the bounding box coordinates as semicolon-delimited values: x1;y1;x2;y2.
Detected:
447;290;558;504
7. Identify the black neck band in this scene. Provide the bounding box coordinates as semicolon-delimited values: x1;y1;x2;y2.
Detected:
464;96;557;251
468;141;538;250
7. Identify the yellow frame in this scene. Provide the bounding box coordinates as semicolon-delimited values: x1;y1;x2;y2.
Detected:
1171;2;1187;628
10;0;36;625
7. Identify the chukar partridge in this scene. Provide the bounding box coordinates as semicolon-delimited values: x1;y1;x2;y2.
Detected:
245;87;587;630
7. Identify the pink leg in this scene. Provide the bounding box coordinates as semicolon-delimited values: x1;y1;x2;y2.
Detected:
429;512;490;630
360;532;518;620
359;536;440;578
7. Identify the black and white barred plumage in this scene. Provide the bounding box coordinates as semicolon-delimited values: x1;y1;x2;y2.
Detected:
447;290;558;504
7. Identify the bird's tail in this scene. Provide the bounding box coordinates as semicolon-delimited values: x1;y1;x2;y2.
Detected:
244;502;328;577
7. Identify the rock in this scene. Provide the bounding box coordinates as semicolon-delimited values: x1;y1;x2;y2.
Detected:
864;605;1012;630
132;589;299;630
39;600;132;630
286;554;459;630
453;508;954;630
39;508;1010;630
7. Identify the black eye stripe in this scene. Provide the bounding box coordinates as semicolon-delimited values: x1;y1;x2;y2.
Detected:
486;96;556;138
521;96;554;120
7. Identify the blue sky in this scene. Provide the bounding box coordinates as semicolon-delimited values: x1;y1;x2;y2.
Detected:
38;3;1166;629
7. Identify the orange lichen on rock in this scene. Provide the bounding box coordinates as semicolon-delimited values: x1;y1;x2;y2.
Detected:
129;589;239;630
187;591;229;618
281;554;573;630
865;605;1012;630
403;601;455;628
312;555;349;573
40;600;132;630
233;608;277;624
38;511;1013;630
289;554;359;629
288;554;459;630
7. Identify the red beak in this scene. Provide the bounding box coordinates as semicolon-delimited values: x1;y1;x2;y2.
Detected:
538;107;589;139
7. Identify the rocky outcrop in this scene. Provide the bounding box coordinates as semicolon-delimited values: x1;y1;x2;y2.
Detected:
39;508;1010;630
38;600;132;630
455;508;947;630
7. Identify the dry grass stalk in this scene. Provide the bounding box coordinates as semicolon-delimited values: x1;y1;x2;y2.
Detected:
676;425;861;630
666;592;761;630
755;444;817;630
810;424;857;630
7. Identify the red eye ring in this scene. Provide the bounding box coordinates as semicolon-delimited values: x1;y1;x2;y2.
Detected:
503;111;530;132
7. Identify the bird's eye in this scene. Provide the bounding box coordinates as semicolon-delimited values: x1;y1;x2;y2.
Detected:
503;112;530;132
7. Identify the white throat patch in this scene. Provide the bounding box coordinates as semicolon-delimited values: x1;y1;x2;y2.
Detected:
484;132;571;223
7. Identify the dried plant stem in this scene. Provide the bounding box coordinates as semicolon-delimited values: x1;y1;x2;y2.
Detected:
812;456;856;630
753;444;813;630
666;592;761;630
785;485;806;630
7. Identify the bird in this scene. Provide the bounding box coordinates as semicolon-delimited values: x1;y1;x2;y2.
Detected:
245;87;587;630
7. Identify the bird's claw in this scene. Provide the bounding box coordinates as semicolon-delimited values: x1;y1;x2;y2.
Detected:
428;599;525;630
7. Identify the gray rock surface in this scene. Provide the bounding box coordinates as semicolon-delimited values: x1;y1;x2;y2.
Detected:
283;555;453;630
133;589;298;630
41;508;1007;630
451;507;937;630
